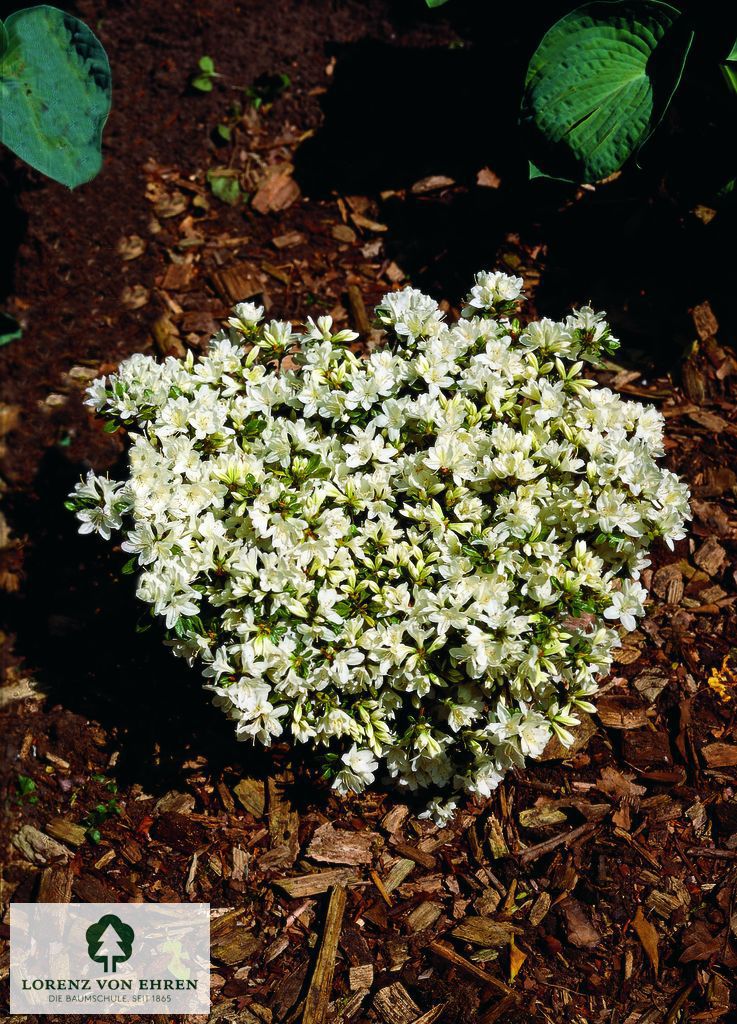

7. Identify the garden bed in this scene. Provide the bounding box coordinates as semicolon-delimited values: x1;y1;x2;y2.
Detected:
2;1;737;1021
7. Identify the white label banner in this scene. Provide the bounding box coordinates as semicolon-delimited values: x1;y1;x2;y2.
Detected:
10;902;210;1015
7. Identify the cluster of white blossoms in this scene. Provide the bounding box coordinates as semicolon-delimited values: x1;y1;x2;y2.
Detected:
69;270;690;821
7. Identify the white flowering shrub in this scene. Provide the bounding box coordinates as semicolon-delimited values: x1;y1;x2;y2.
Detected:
69;271;689;820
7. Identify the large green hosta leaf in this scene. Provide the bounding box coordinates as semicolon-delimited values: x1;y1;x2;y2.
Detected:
523;1;693;183
0;5;111;188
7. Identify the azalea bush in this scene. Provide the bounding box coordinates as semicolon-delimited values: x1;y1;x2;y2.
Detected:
68;272;689;820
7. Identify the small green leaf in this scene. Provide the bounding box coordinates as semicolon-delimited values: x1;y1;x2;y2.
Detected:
17;774;36;796
198;55;215;73
425;0;450;6
0;312;22;346
192;75;214;92
0;6;111;188
216;123;232;141
207;168;242;205
522;1;693;183
722;61;737;98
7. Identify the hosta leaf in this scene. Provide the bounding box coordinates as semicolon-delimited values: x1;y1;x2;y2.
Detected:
0;5;111;188
522;1;693;183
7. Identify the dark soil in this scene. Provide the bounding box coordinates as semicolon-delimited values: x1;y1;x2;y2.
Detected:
2;1;737;1022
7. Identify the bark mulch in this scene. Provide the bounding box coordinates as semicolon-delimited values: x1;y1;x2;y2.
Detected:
1;1;737;1021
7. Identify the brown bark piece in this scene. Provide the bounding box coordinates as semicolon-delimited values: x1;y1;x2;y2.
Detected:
211;261;264;303
303;885;348;1024
274;868;358;898
694;537;726;576
307;822;375;865
13;825;71;865
702;743;737;768
211;909;262;965
560;898;601;949
45;818;87;847
38;863;73;903
234;777;266;818
451;917;521;947
373;982;421;1024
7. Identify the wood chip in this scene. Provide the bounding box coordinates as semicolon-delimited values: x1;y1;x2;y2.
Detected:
45;818;87;847
392;841;436;870
702;742;737;768
560;898;601;949
274;868;358;898
13;825;71;865
451;917;521;947
693;537;726;576
485;815;509;859
477;167;501;188
268;775;300;865
152;314;185;359
411;175;455;194
210;909;262;965
374;982;421;1024
691;300;719;341
160;262;195;291
272;231;306;249
383;858;415;893
117;234;146;260
633;906;659;975
332;224;357;244
528;891;552;927
540;712;596;760
38;863;73;903
349;963;373;992
518;805;567;829
153;790;196;816
252;165;300;214
211;261;264;303
302;885;347;1024
307;822;375;865
407;901;442;933
121;284;150;310
234;777;266;818
596;695;650;730
346;284;371;339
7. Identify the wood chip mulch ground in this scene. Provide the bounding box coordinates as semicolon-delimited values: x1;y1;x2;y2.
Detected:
1;2;737;1021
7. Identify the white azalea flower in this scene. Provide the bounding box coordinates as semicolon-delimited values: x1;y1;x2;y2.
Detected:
69;269;690;819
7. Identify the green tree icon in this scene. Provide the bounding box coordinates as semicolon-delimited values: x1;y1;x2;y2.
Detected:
86;914;135;973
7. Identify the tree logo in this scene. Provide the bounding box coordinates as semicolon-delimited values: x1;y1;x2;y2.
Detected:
85;914;135;973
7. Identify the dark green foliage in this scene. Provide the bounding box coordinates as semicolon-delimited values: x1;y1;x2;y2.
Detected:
0;5;111;188
522;1;693;182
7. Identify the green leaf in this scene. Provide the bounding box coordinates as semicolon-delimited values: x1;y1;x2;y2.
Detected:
0;311;22;346
722;60;737;98
207;168;242;205
191;74;214;92
17;774;36;796
522;1;693;183
0;5;112;188
198;55;215;73
425;0;450;6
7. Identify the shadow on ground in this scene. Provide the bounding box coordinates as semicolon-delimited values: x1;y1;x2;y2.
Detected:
2;449;277;793
293;15;736;367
